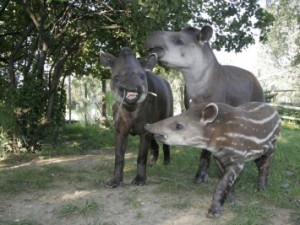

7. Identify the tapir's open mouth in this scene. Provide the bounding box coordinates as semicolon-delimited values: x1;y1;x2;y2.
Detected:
125;91;139;101
120;89;141;105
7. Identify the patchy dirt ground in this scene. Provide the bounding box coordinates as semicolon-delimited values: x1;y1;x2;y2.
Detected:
0;153;298;225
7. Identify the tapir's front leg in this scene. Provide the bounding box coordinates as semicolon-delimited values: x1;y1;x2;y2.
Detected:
208;163;244;218
195;149;212;183
132;132;152;185
106;129;128;188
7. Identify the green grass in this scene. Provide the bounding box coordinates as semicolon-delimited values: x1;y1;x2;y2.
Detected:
0;121;299;224
0;165;67;193
58;199;100;218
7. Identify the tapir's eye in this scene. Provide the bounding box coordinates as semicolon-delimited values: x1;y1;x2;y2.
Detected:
175;123;183;130
113;75;120;82
175;39;184;45
140;73;145;81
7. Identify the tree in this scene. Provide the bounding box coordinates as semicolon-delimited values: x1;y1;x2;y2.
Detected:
266;0;300;67
257;0;300;104
0;0;274;152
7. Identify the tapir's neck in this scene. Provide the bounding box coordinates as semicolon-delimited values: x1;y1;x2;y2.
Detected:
179;45;221;99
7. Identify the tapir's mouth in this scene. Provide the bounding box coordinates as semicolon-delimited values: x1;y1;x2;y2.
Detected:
125;91;139;102
148;47;165;58
119;88;142;105
154;134;167;142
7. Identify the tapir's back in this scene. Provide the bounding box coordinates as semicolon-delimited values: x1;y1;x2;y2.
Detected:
223;66;265;105
221;102;281;161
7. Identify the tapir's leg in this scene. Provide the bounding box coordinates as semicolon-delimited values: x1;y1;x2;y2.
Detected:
195;149;211;183
132;132;152;185
255;145;275;191
208;163;244;218
149;138;159;166
214;158;235;204
106;130;128;188
162;144;171;165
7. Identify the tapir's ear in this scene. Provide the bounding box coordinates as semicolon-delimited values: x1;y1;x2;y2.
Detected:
201;103;218;124
99;50;116;69
198;25;213;44
139;53;158;71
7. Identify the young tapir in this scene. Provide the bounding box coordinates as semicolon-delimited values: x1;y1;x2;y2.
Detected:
145;102;281;217
145;25;265;183
100;47;173;188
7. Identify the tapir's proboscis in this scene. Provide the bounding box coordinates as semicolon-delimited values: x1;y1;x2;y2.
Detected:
100;47;173;188
145;102;281;217
146;25;265;183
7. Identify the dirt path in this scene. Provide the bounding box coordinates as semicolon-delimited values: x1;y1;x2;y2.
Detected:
0;154;298;225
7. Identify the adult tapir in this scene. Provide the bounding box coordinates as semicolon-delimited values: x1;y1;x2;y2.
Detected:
145;25;265;183
100;47;173;188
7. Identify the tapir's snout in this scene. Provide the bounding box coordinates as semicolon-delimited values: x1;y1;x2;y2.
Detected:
144;123;154;133
145;31;167;58
145;123;168;142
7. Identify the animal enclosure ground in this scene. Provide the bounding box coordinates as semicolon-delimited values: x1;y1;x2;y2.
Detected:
0;123;299;225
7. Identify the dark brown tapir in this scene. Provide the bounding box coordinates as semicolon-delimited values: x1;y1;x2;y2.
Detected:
145;102;281;217
100;47;173;188
145;25;265;183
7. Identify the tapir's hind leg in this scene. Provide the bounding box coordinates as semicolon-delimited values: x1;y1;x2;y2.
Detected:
255;145;275;191
162;144;170;165
149;138;159;166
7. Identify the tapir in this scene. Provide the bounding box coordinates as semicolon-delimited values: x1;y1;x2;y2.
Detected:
100;47;173;188
146;25;265;183
145;102;281;217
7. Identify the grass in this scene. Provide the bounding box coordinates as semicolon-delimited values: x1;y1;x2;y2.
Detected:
58;199;100;218
0;121;299;224
0;165;67;193
0;220;43;225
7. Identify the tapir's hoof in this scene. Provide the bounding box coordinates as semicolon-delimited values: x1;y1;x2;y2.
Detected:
194;173;209;184
131;176;147;186
207;207;223;218
148;159;156;167
163;160;171;165
257;183;267;192
105;179;122;188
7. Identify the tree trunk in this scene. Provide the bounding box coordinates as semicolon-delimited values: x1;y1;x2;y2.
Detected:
101;79;108;126
84;82;88;126
46;53;68;123
68;75;72;124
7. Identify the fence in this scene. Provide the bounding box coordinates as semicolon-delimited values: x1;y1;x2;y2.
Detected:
269;103;300;122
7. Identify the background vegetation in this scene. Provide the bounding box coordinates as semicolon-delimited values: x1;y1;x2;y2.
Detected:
0;0;276;154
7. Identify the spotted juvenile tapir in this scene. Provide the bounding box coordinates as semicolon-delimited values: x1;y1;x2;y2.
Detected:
145;102;281;217
100;47;173;188
145;25;265;183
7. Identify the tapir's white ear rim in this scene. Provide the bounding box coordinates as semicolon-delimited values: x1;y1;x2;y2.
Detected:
202;103;218;124
139;53;158;71
99;50;116;69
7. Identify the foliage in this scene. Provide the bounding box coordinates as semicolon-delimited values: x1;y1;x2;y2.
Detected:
266;0;300;67
276;107;300;124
